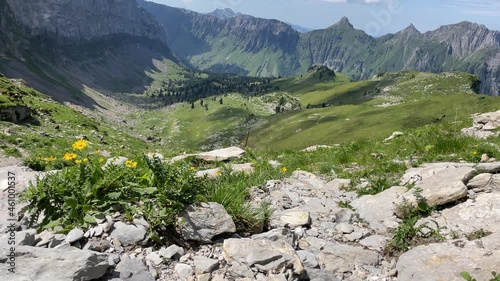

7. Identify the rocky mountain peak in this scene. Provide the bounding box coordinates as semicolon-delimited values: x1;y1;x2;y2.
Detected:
326;16;354;30
404;24;420;33
336;16;354;28
207;8;242;20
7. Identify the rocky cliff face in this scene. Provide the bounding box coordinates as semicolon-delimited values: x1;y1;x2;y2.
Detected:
138;0;301;77
6;0;167;44
424;22;500;57
0;0;174;105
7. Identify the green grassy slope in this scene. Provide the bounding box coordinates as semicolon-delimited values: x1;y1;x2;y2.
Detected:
0;75;147;168
130;67;499;152
249;71;499;150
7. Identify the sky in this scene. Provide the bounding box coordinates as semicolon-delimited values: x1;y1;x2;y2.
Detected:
148;0;500;36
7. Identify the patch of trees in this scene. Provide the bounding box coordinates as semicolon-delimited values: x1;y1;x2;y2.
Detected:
147;73;274;105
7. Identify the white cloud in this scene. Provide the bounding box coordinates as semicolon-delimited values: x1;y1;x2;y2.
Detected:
443;0;500;16
312;0;392;5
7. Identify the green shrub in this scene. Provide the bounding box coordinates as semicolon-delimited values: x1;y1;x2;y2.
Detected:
461;271;500;281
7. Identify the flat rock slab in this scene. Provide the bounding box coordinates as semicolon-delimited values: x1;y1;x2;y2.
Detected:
400;162;475;186
351;186;407;234
318;244;380;273
397;232;500;281
276;210;311;228
223;238;304;276
109;222;147;246
178;202;236;243
0;165;40;233
418;192;500;236
195;163;254;179
300;145;333;152
397;163;476;214
115;258;155;281
0;246;108;281
195;147;245;162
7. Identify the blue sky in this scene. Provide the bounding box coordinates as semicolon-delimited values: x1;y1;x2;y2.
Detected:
148;0;500;36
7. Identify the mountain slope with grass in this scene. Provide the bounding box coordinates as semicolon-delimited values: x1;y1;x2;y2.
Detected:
139;0;500;96
0;74;147;171
0;0;176;108
129;68;500;152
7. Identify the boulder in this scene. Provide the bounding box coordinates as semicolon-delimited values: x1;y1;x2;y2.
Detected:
318;244;381;273
396;163;476;215
384;131;403;141
0;246;108;280
178;202;236;243
318;244;380;273
297;250;319;268
174;263;194;278
195;147;245;162
195;168;221;179
467;173;492;189
66;228;84;243
223;238;305;276
475;162;500;174
0;105;31;123
397;232;500;281
251;228;297;248
103;157;128;169
0;165;40;233
351;186;407;234
115;258;155;281
461;110;500;139
159;244;185;260
359;235;389;252
192;256;219;274
301;145;332;152
418;192;500;236
279;211;311;227
109;222;147;246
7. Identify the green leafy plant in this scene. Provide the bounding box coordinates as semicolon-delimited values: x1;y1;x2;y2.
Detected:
385;188;443;256
20;140;203;239
461;271;500;281
465;229;492;241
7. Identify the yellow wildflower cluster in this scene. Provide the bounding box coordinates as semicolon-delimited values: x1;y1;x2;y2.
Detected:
42;156;56;162
63;153;77;161
125;160;138;168
72;139;89;150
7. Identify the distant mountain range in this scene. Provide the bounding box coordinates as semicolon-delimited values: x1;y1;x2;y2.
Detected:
0;0;498;98
138;0;500;96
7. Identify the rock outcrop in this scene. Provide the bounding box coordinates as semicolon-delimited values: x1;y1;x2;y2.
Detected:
462;110;500;139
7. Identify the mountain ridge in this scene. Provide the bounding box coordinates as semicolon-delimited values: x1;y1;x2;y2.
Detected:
0;0;176;107
139;0;500;96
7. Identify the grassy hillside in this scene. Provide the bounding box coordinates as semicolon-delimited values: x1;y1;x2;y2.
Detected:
129;68;500;152
249;71;498;150
0;74;147;170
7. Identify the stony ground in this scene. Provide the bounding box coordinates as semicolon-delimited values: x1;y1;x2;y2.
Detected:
1;111;500;281
1;157;500;281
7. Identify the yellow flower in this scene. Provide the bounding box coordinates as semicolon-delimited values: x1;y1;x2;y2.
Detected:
95;150;101;155
215;170;222;176
42;156;56;162
99;158;105;163
473;151;478;155
190;166;196;170
63;153;77;161
281;167;288;172
75;160;82;164
83;158;89;163
72;139;88;150
125;160;138;168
